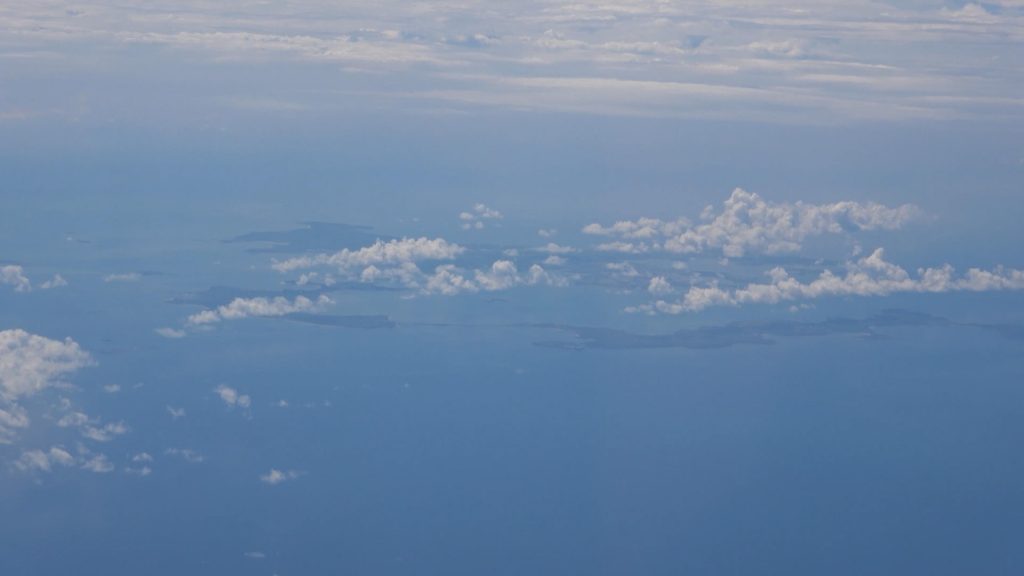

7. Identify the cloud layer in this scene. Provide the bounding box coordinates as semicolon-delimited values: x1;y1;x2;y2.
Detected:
647;248;1024;313
585;188;918;257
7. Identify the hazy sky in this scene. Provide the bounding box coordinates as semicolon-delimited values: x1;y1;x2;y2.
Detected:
2;2;1024;575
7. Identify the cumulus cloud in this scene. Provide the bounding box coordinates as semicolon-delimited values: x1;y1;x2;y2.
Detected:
536;243;577;254
1;265;32;292
14;446;75;473
648;276;674;295
13;444;120;475
0;330;94;443
423;260;566;295
186;294;332;326
260;468;303;485
1;266;67;292
272;237;463;273
215;385;251;409
39;275;68;290
81;421;129;442
584;189;918;258
460;204;503;230
81;453;115;473
652;248;1024;313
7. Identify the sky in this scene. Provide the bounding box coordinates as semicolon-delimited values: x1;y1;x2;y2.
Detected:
2;1;1024;575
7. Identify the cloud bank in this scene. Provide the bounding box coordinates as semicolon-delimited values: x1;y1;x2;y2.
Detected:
585;188;918;257
645;248;1024;313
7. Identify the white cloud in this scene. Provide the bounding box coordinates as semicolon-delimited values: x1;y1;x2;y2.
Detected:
655;248;1024;313
260;468;303;485
543;255;567;266
14;446;75;473
39;274;67;290
81;454;114;473
537;243;576;254
460;204;504;230
125;465;152;476
81;421;129;442
155;327;187;338
103;384;121;393
215;385;251;409
585;189;918;258
583;217;690;239
0;267;66;291
272;237;463;273
0;330;94;401
1;265;32;292
606;262;640;278
186;294;332;326
423;260;566;295
167;406;186;419
648;276;674;295
0;330;93;443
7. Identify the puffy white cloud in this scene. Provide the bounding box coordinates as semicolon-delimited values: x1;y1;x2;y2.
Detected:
39;275;68;290
648;276;674;295
0;330;94;443
1;267;67;291
272;237;464;273
260;468;303;485
583;217;690;239
536;243;576;254
423;260;566;295
543;255;567;266
186;294;332;326
656;248;1024;313
459;204;504;230
215;385;251;409
0;330;93;401
15;446;75;473
585;189;918;258
606;262;640;278
1;265;32;292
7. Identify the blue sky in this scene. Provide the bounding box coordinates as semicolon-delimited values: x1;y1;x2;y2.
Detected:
2;2;1024;575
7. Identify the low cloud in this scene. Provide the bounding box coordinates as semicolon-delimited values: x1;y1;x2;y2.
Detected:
1;265;32;292
260;468;303;485
424;260;566;295
460;204;503;230
0;330;94;443
272;237;463;273
649;248;1024;313
215;385;251;409
584;188;918;257
187;295;332;326
1;266;67;292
